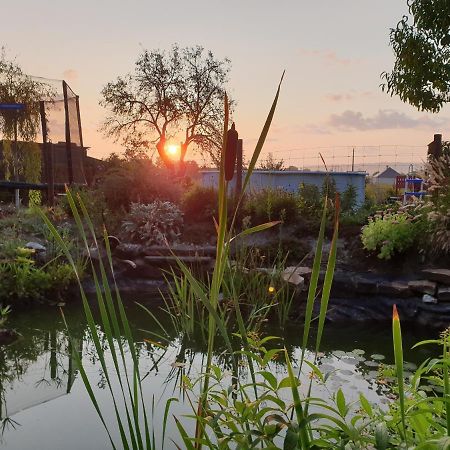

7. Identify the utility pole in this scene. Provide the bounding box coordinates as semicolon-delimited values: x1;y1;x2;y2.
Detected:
351;147;355;172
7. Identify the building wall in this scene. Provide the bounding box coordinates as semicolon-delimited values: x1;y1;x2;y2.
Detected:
374;176;397;187
200;170;367;206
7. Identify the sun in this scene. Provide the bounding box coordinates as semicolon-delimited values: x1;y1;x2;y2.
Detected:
166;144;180;157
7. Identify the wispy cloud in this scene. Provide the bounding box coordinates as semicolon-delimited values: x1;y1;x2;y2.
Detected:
327;109;446;131
298;48;362;66
324;91;373;102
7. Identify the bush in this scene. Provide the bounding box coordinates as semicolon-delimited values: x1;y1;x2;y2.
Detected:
361;210;422;259
96;158;181;211
182;185;218;223
298;183;321;217
423;154;450;255
341;183;357;213
365;182;396;205
244;188;298;224
0;246;78;302
121;201;183;245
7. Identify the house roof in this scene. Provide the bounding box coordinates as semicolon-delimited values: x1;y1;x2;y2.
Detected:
376;166;401;178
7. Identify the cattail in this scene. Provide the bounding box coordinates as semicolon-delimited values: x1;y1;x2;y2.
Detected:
225;123;238;181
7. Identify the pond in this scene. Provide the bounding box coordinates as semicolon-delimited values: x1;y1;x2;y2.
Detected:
0;294;440;450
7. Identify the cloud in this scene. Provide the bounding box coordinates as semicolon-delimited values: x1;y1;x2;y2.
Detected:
62;69;78;81
327;109;446;131
298;48;362;66
324;91;373;102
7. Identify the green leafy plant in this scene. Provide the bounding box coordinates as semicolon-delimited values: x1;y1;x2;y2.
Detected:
244;188;298;224
121;201;183;245
361;210;422;259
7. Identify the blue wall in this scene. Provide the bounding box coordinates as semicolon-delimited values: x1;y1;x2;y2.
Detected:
200;170;367;206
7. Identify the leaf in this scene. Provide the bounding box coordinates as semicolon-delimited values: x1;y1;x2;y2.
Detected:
359;393;373;417
335;389;347;417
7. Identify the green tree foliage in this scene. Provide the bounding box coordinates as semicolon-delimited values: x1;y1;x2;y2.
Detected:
341;183;357;213
382;0;450;112
0;51;52;193
100;45;231;166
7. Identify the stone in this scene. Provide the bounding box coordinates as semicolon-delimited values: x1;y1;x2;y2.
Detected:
282;267;305;288
422;294;438;304
378;281;411;298
422;269;450;286
353;276;378;295
286;266;312;279
408;280;437;296
25;241;46;252
437;287;450;302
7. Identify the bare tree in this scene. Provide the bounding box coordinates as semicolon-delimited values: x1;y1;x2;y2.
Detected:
100;45;232;167
258;152;285;171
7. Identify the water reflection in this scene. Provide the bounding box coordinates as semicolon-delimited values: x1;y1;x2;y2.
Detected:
0;301;440;449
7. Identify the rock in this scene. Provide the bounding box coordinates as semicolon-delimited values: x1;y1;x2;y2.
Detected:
437;287;450;302
286;266;312;279
282;267;305;288
25;241;46;252
353;276;378;295
422;294;438;304
408;280;437;296
422;269;450;286
114;243;143;259
378;281;411;298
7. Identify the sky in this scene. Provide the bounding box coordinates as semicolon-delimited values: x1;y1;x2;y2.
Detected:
2;0;448;172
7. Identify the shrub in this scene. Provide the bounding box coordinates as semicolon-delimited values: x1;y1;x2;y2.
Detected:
182;185;218;223
361;210;422;259
121;201;183;245
341;183;357;213
298;183;321;217
244;188;298;224
423;154;450;255
365;182;396;205
0;246;78;302
96;158;181;211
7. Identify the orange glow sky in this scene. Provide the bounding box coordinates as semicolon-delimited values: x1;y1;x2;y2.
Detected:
3;0;448;172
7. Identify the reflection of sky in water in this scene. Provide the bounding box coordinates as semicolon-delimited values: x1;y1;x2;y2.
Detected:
0;305;438;449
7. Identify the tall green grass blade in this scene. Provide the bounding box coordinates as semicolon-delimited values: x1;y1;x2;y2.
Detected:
299;196;327;372
393;304;406;443
443;337;450;436
285;349;310;449
314;194;340;354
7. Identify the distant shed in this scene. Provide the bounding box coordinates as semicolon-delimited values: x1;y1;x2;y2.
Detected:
375;166;402;187
200;170;367;206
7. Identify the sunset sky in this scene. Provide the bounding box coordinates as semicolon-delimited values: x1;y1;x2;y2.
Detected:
3;0;448;171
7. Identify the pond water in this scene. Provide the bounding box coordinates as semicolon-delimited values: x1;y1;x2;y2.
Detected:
0;294;440;450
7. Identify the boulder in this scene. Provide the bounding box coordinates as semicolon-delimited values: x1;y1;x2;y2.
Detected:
378;281;411;298
286;266;312;279
437;287;450;302
422;269;450;286
422;294;438;304
408;280;437;296
25;241;46;252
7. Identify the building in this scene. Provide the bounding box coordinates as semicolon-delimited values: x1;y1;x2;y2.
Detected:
374;166;402;187
200;169;367;206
